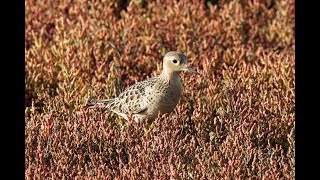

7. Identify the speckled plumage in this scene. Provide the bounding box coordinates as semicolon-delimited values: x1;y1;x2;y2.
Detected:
87;51;199;123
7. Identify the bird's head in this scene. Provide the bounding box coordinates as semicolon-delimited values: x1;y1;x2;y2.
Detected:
162;51;200;76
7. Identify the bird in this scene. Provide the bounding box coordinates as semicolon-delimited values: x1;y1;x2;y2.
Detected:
86;51;200;123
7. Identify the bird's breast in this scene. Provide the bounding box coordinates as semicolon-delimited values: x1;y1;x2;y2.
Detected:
143;78;183;119
159;79;182;113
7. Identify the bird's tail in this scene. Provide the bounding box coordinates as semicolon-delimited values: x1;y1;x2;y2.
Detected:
84;99;116;110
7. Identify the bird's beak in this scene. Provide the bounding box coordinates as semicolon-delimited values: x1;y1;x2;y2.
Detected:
183;66;200;75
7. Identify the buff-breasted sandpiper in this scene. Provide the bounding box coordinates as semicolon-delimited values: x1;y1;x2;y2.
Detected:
86;51;199;123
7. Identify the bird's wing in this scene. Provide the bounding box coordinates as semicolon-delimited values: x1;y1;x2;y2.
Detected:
114;77;159;114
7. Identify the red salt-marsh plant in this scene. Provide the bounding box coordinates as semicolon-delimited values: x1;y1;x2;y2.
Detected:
26;0;294;179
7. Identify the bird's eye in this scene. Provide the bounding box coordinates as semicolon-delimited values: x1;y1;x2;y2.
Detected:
173;59;178;64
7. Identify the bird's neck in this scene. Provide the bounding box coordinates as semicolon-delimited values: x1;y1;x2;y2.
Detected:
159;70;181;82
